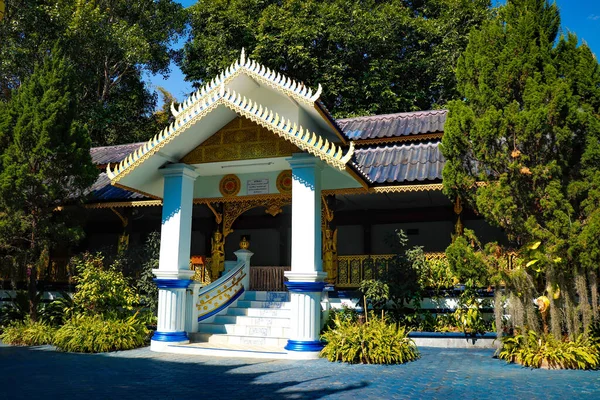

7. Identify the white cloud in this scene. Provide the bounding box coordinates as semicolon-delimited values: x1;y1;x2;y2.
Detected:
588;14;600;21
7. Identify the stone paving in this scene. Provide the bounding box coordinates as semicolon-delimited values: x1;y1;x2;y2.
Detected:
1;343;599;399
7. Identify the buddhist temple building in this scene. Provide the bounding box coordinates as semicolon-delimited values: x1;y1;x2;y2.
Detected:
74;50;504;358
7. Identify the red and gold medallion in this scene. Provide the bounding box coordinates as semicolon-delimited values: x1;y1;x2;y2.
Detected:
219;174;241;197
276;170;293;194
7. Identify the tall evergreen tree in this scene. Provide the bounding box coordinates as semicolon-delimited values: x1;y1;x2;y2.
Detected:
441;0;600;336
0;48;98;320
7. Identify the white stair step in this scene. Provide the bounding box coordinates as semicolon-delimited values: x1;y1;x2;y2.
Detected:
213;315;291;327
166;342;288;359
226;307;291;318
206;334;289;347
242;291;289;302
235;300;291;309
198;324;290;337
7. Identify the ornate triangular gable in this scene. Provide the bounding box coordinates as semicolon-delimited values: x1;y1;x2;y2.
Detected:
180;116;300;164
105;50;358;197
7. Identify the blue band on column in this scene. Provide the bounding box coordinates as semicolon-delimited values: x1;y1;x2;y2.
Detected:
152;331;189;342
284;281;326;292
153;279;192;289
285;340;324;352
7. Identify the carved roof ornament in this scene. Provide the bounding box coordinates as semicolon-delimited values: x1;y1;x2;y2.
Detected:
106;83;356;181
170;48;323;119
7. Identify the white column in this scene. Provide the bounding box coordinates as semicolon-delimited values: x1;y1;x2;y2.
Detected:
284;154;327;359
151;164;198;352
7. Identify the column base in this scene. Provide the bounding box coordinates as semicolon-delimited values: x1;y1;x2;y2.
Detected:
285;339;324;352
285;340;323;360
152;330;189;342
151;331;190;352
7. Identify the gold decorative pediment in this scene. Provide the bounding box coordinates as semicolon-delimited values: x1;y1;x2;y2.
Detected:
180;117;300;164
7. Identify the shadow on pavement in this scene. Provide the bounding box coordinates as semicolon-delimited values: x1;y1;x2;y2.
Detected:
0;345;369;399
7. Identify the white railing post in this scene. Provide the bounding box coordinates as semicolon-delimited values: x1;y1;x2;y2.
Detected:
234;246;253;291
185;282;202;334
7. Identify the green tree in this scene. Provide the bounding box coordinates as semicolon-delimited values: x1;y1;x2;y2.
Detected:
0;48;98;320
181;0;490;117
441;0;600;337
0;0;187;145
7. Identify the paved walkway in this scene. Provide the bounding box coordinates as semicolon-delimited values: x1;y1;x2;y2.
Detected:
1;344;599;399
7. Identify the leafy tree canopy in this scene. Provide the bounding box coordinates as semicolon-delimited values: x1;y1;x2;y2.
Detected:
0;47;98;319
441;0;600;273
0;0;187;145
181;0;490;117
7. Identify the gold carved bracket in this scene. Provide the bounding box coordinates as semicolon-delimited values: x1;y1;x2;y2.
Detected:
223;197;291;237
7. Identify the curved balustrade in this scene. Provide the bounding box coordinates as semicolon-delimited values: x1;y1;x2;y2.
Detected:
196;258;247;322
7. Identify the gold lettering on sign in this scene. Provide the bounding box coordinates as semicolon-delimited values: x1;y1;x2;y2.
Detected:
180;116;300;164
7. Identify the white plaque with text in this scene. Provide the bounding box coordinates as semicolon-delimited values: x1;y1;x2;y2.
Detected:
247;179;269;195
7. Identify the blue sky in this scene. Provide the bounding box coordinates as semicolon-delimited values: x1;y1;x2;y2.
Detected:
147;0;600;105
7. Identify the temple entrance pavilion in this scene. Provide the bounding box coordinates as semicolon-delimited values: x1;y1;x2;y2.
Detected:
81;51;507;358
101;50;368;358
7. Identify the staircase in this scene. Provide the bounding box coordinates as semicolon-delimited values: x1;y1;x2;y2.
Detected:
168;291;292;359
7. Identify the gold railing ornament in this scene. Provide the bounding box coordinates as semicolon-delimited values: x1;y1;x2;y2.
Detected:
240;236;250;250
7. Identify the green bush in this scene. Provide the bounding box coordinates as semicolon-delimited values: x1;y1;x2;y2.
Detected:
54;314;149;353
0;319;56;346
323;306;358;333
321;314;420;364
70;253;139;317
497;329;600;369
0;291;41;326
39;293;74;327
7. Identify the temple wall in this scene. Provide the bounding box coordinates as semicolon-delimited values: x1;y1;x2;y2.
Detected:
337;225;365;255
224;228;282;266
371;221;454;253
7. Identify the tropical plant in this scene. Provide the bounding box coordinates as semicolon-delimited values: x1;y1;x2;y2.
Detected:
497;329;600;370
39;293;74;327
0;318;56;346
322;305;358;333
70;253;139;317
321;313;420;364
0;291;39;326
136;232;160;315
53;313;149;353
359;279;389;318
453;286;489;336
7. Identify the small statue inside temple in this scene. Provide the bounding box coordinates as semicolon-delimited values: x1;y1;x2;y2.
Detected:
323;227;338;284
211;230;225;280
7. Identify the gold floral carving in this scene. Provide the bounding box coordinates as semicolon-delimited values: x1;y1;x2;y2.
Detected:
219;174;241;197
180;117;300;164
222;197;291;237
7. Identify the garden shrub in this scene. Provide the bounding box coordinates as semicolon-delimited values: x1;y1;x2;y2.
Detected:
0;319;56;346
54;314;149;353
321;314;420;364
70;253;139;317
323;305;358;333
497;329;600;370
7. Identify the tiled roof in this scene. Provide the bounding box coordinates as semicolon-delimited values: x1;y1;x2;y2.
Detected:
87;111;447;202
87;172;147;201
353;142;444;184
90;142;145;165
337;110;447;140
